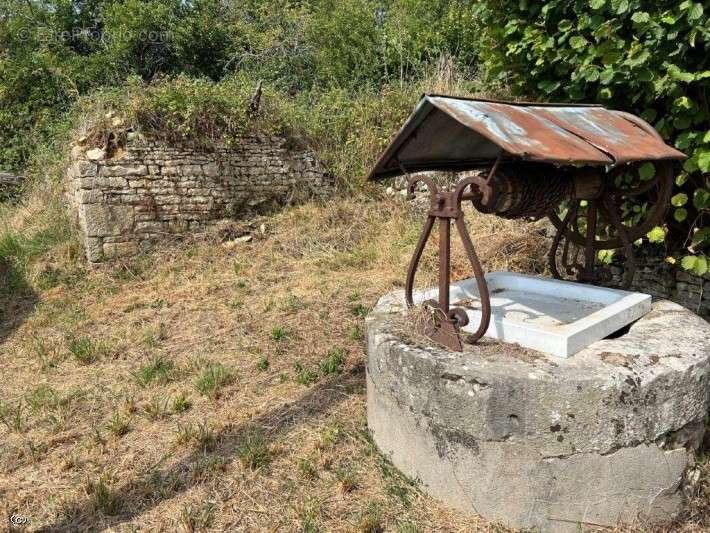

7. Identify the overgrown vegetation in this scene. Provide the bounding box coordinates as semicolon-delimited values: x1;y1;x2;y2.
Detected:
478;0;710;268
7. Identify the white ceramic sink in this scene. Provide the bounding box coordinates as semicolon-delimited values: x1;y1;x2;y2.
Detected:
412;272;651;358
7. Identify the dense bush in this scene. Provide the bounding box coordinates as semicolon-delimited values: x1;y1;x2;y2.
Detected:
477;0;710;271
0;0;232;170
0;0;481;173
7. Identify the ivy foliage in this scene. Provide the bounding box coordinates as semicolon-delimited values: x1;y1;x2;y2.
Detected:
477;0;710;274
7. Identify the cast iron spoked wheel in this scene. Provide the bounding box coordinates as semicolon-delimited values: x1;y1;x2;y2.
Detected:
547;160;674;289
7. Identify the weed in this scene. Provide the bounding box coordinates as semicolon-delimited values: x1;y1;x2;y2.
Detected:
318;423;344;449
348;291;361;302
91;426;106;447
150;298;167;309
397;522;421;533
86;477;121;515
178;503;214;533
318;348;346;375
190;455;227;483
279;372;289;383
226;299;243;310
31;337;63;370
298;458;318;480
133;356;174;386
351;303;368;318
237;433;271;470
256;357;269;371
172;392;192;414
106;412;130;437
144;396;170;420
283;294;306;312
178;502;215;532
386;481;412;507
122;395;138;415
271;326;287;341
195;363;235;399
295;498;321;533
26;384;62;411
0;400;25;432
176;421;216;452
357;500;384;533
67;336;106;365
142;323;167;348
349;324;364;340
336;466;357;493
293;361;319;386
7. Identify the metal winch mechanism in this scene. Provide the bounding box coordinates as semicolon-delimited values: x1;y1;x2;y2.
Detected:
369;95;686;351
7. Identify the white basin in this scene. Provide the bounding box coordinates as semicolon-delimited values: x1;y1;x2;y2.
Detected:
413;272;652;358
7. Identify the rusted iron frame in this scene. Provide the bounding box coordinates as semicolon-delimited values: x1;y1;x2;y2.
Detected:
403;161;497;351
547;161;673;289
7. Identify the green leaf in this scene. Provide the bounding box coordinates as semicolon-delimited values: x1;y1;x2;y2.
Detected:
646;226;666;243
703;131;710;143
641;109;657;123
613;0;630;14
559;19;573;32
673;208;687;222
538;80;561;93
638;162;656;180
631;11;650;24
668;65;695;83
692;228;710;246
569;35;589;49
681;255;697;270
671;193;688;207
676;173;689;186
697;149;710;172
599;69;614;84
590;0;606;9
694;188;710;209
673;96;693;110
688;2;704;21
675;131;697;150
695;255;708;276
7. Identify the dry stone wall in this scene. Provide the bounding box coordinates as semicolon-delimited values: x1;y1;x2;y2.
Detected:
610;253;710;318
66;135;332;262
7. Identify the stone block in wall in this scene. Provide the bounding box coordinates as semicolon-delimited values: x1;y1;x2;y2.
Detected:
85;237;103;263
135;221;165;233
202;163;220;177
103;241;139;259
99;164;148;177
81;204;134;237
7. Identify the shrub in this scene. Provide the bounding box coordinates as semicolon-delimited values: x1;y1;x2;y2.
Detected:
477;0;710;270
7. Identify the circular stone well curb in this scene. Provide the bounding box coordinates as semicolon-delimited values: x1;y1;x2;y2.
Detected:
366;293;710;532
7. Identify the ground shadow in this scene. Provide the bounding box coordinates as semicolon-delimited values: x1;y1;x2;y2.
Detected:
0;260;38;345
40;362;366;531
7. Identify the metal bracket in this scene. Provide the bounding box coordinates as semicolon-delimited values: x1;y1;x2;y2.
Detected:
404;167;496;351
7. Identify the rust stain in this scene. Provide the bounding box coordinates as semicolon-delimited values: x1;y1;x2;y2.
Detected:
369;95;686;180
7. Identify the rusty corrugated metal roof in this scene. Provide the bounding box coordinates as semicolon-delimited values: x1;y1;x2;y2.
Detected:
368;95;686;180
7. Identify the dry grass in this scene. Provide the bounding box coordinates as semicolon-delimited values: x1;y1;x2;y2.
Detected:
0;194;707;532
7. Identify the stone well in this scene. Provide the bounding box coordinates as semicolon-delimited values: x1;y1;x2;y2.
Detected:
366;292;710;532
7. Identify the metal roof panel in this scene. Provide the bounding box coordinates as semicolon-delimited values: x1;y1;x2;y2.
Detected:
368;95;686;180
